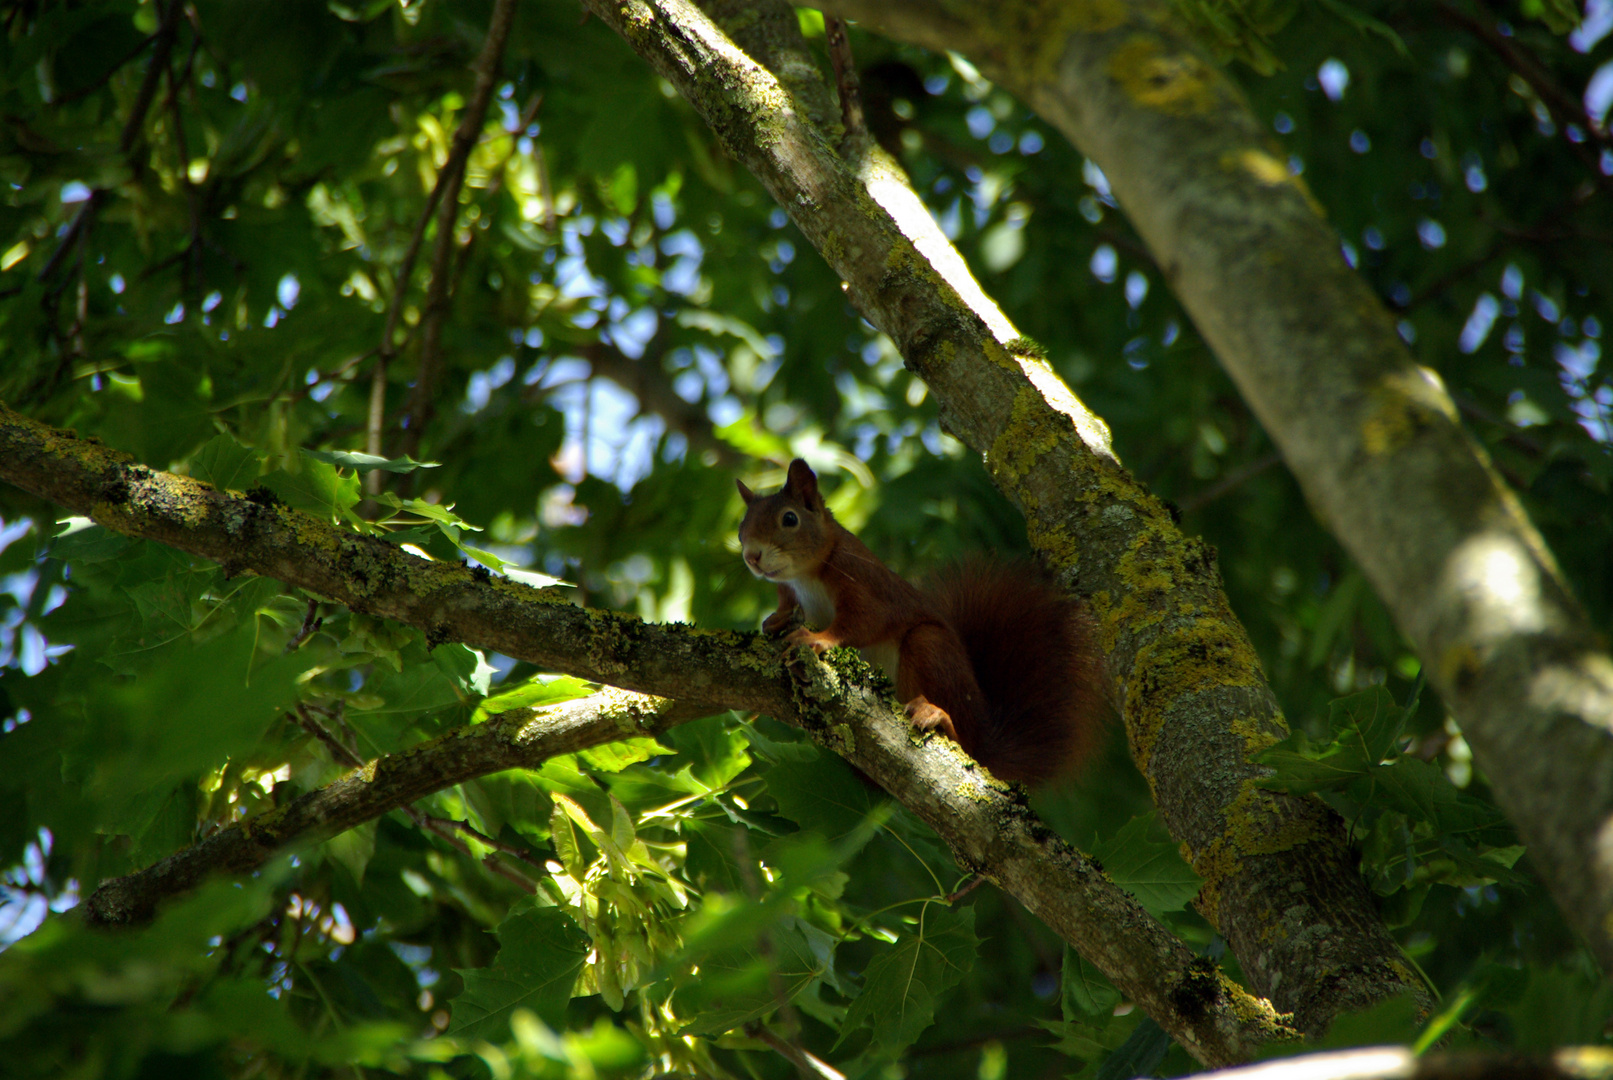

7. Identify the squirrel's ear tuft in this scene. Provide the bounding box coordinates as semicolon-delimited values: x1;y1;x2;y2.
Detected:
736;479;755;505
786;459;821;510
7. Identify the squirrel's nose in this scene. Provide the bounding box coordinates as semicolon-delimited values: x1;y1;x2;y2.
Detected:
744;551;761;569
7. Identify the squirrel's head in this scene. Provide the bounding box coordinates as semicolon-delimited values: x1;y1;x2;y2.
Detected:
736;459;832;581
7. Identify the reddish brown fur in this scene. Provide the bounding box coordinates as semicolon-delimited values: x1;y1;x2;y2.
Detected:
923;559;1107;784
738;460;1106;786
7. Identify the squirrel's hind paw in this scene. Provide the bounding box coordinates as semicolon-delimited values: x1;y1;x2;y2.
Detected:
905;698;958;742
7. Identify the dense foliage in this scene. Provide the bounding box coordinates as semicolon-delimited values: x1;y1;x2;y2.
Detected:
1;0;1611;1077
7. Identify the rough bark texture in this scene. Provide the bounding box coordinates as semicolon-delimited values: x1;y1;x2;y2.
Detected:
580;0;1423;1034
812;0;1613;972
0;400;1285;1065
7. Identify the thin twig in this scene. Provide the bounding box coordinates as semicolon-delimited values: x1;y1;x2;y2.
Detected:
535;141;556;231
1451;0;1610;146
422;815;548;869
571;335;742;466
163;46;204;299
284;598;323;653
36;192;104;287
27;191;102;402
120;0;181;156
293;704;362;768
746;1023;846;1080
944;874;987;904
398;0;521;464
418;817;538;893
1436;1;1613;196
823;16;865;145
54;32;159;105
1405;238;1507;311
1176;452;1283;516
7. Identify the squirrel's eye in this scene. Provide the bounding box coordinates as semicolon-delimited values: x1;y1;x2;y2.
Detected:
782;511;799;528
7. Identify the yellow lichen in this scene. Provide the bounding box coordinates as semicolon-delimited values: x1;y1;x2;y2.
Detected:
1225;147;1290;186
1126;620;1263;765
1107;36;1219;117
987;387;1061;484
1220;146;1333;220
1361;368;1458;456
958;780;991;802
1025;518;1080;573
985;0;1142;86
1223;783;1324;857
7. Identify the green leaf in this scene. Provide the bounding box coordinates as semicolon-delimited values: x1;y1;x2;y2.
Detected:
765;753;881;848
326;821;378;885
1254;727;1371;792
432;642;491;698
1329;685;1406;765
1062;944;1121;1019
675;916;839;1036
1311;0;1410;55
551;801;586;881
351;664;467;723
259;459;361;522
49;518;130;563
576;736;672;773
1096;1016;1171;1080
376;492;479;532
478;675;597;716
838;903;978;1054
1093;814;1203;916
663;714;753;790
449;905;589;1042
301;448;439;474
65;623;303;803
740;725;819;764
1370;757;1507;835
190;432;264;490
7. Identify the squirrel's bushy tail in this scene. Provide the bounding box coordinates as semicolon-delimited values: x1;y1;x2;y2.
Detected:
923;559;1108;785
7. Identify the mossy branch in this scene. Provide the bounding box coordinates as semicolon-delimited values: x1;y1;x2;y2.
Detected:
0;399;1283;1065
577;0;1421;1035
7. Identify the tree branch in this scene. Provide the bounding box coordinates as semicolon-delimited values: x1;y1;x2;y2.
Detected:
0;400;1286;1065
577;0;1420;1035
807;0;1613;979
87;690;694;928
1186;1046;1613;1080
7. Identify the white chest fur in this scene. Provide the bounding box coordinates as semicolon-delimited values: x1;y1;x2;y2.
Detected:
787;577;836;629
786;578;898;680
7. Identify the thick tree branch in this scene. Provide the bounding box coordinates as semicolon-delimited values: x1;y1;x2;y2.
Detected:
811;0;1613;972
0;401;1286;1065
1189;1046;1613;1080
578;0;1420;1035
87;690;694;928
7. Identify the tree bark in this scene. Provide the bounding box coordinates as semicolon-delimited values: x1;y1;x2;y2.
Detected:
580;0;1425;1033
810;0;1613;971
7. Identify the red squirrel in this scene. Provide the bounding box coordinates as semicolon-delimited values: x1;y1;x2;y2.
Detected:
737;459;1105;785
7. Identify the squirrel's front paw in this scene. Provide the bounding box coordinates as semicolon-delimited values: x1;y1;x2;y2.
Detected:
761;611;795;634
784;627;830;655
